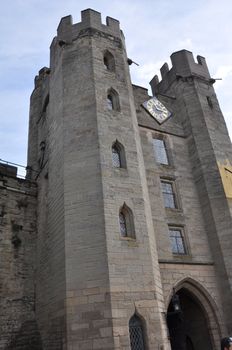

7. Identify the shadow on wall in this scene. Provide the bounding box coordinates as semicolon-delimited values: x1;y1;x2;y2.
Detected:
5;320;43;350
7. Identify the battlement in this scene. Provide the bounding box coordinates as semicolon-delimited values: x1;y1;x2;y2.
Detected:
150;50;212;95
56;8;121;44
34;66;50;88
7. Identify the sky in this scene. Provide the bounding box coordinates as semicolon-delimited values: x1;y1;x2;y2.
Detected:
0;0;232;173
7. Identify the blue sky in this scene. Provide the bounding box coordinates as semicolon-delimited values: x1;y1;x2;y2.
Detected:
0;0;232;169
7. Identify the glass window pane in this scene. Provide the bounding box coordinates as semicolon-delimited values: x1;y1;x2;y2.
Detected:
129;315;145;350
169;229;186;254
161;181;176;208
153;139;169;165
112;146;121;168
119;212;127;237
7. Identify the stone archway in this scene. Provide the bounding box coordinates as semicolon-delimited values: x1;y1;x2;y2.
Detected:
166;279;222;350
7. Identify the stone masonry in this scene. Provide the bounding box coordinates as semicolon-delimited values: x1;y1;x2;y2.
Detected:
0;8;232;350
0;164;41;349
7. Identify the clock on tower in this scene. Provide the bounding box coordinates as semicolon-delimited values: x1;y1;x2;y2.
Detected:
142;96;172;124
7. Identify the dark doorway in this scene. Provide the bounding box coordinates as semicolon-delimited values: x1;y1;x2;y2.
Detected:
167;288;212;350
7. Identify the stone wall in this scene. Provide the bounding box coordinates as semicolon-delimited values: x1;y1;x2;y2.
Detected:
0;164;42;349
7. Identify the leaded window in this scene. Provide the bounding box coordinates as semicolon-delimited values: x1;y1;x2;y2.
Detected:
153;138;169;165
169;228;186;254
119;212;127;237
161;181;177;209
112;141;126;169
119;204;135;239
112;145;121;168
129;314;145;350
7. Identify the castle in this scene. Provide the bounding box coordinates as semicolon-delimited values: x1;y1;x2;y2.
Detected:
0;8;232;350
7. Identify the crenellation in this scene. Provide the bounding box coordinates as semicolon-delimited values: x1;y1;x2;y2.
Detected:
33;67;50;89
160;62;169;78
55;9;122;48
38;66;50;76
106;16;120;33
57;14;73;42
149;75;159;94
170;49;210;79
150;49;212;95
81;8;102;29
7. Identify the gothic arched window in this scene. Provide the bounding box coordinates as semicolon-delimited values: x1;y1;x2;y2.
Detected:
103;51;115;72
112;144;121;168
107;94;113;110
112;141;126;168
119;212;127;237
119;204;135;239
129;314;146;350
107;88;120;111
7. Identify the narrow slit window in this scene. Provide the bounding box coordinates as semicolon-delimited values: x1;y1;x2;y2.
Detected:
107;95;113;110
129;314;145;350
119;212;127;237
119;204;135;239
112;145;121;168
112;141;126;168
107;88;120;111
103;51;115;71
207;96;213;108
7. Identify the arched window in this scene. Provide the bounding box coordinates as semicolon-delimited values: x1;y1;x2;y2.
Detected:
107;94;113;110
129;314;145;350
112;144;121;168
107;88;120;111
103;51;115;71
119;204;135;239
119;212;127;237
112;140;126;168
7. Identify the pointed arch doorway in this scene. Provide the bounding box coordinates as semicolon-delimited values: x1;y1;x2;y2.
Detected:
167;288;213;350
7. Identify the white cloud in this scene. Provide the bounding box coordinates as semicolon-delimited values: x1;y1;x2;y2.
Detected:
176;38;193;51
214;65;232;86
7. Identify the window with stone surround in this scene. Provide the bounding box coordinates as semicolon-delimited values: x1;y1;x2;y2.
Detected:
129;314;146;350
119;203;135;239
152;138;169;165
112;140;126;168
103;50;115;72
169;226;187;255
107;88;120;111
161;180;177;209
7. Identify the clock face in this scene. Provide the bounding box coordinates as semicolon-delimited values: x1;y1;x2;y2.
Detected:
142;96;172;124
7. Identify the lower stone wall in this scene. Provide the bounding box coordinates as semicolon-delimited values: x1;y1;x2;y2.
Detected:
0;171;42;349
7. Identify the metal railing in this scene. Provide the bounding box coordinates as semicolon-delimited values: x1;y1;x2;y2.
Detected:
0;158;37;180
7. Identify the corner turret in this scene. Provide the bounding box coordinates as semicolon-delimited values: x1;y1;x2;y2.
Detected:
55;9;121;44
150;49;212;95
50;9;122;69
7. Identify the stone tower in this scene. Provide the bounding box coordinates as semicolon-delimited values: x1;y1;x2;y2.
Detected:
23;8;232;350
150;50;232;332
27;9;169;350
